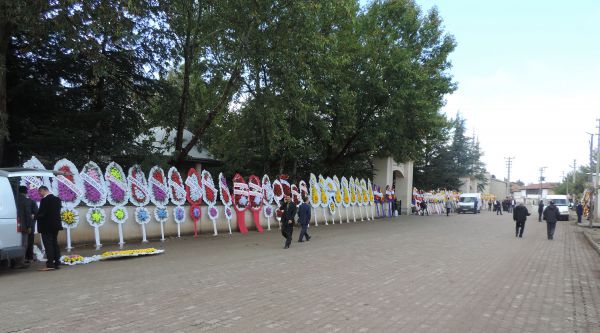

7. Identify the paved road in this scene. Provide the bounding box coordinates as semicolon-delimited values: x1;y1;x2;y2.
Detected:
2;211;600;333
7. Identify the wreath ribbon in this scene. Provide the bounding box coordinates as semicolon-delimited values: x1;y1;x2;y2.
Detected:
81;172;106;196
128;174;149;196
106;173;128;193
185;174;202;198
56;175;83;196
149;175;169;194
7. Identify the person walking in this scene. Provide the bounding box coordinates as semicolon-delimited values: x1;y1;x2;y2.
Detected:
17;186;38;265
576;201;583;223
510;198;516;213
495;200;503;215
537;200;544;222
297;196;311;242
488;200;492;212
36;186;62;270
278;194;297;249
513;203;530;238
543;200;560;240
445;197;452;216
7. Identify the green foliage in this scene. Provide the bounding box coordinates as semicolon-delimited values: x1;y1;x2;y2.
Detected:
554;166;591;198
414;114;487;191
5;0;168;166
4;0;464;183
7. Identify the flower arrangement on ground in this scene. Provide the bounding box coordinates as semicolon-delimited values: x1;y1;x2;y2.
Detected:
101;248;164;259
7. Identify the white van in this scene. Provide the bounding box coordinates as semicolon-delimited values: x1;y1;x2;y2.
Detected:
457;193;482;214
544;195;570;221
0;168;57;264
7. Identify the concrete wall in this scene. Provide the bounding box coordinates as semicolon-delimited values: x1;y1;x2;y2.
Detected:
57;204;381;246
373;157;414;215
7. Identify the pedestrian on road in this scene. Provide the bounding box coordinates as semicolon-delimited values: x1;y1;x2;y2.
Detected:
495;200;503;215
474;199;479;214
36;186;62;270
576;201;583;223
297;196;311;242
445;197;452;216
17;186;38;265
278;194;297;249
543;200;560;240
513;203;530;238
510;198;516;213
488;200;492;211
538;200;544;222
420;200;428;216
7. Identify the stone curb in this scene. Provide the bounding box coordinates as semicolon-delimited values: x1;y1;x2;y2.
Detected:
583;229;600;255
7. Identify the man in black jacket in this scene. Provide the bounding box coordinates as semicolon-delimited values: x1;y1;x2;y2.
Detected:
512;203;530;238
543;200;560;240
279;194;297;249
297;196;311;242
18;186;38;264
36;186;63;270
537;200;544;222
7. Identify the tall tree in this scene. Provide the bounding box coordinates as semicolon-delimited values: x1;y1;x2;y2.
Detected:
6;0;167;165
0;1;48;164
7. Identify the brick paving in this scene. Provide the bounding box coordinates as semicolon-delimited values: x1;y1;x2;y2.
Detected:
1;211;600;332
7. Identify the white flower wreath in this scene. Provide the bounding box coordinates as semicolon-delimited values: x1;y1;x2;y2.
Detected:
53;158;83;208
135;206;151;225
154;206;169;223
168;167;186;206
86;207;106;227
110;206;129;224
148;166;170;207
105;162;129;206
80;161;108;207
128;165;150;207
173;205;186;224
60;207;80;229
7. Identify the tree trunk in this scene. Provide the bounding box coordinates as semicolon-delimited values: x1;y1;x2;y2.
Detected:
0;21;11;165
175;2;194;153
173;66;240;165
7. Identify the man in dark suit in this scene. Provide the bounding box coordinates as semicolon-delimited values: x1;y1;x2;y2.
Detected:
543;200;560;240
279;194;297;249
512;203;530;238
36;186;63;270
297;196;311;242
18;186;38;264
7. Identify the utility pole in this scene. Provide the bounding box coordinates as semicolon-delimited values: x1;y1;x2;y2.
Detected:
587;132;594;183
539;167;547;204
505;157;514;199
594;119;600;226
563;170;568;199
571;159;577;203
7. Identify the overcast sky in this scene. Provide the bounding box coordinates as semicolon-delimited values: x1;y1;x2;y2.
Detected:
402;0;600;184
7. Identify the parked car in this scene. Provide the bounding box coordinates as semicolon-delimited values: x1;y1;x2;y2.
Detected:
0;168;57;266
